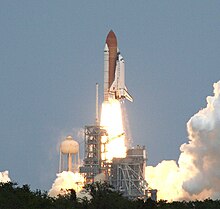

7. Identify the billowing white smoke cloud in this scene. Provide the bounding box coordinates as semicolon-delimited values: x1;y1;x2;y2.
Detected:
146;81;220;201
0;171;10;183
146;161;184;201
49;171;84;197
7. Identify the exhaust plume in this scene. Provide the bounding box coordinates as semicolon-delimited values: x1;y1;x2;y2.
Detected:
0;171;10;183
100;99;127;161
146;81;220;201
49;171;84;197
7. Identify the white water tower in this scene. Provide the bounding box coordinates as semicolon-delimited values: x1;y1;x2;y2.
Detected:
59;135;80;172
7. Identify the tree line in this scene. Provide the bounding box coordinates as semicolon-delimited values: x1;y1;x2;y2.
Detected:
0;182;220;209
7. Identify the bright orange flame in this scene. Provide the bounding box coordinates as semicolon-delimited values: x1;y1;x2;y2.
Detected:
100;99;126;161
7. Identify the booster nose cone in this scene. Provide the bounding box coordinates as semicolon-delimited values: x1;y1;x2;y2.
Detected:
104;43;109;52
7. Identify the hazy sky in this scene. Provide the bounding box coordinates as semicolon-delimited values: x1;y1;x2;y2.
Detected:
1;1;220;191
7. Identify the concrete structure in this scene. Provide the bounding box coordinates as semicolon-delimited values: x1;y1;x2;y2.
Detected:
146;189;158;201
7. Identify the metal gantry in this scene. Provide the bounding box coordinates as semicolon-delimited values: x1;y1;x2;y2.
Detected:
110;146;148;199
79;125;107;183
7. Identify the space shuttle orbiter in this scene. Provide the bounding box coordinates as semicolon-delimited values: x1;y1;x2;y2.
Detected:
104;30;133;102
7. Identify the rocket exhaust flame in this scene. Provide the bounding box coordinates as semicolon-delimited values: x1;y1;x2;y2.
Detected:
146;80;220;201
100;99;127;161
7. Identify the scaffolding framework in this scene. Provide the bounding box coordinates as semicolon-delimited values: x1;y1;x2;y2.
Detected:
110;146;148;199
79;125;107;183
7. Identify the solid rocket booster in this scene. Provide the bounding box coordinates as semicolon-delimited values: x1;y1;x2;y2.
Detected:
104;43;110;101
104;30;133;102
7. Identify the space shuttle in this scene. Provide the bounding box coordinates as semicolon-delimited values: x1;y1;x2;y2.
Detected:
104;30;133;102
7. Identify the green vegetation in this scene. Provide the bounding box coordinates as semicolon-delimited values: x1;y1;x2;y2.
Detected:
1;182;220;209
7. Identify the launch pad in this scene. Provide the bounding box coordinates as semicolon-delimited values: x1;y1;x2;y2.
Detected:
79;125;150;199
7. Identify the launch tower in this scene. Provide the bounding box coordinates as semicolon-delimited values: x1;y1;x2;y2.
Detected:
79;126;108;183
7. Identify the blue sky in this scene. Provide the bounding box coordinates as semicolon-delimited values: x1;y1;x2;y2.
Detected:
0;1;220;191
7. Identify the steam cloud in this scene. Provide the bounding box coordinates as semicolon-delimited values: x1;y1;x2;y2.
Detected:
0;171;10;183
146;81;220;201
49;171;84;197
